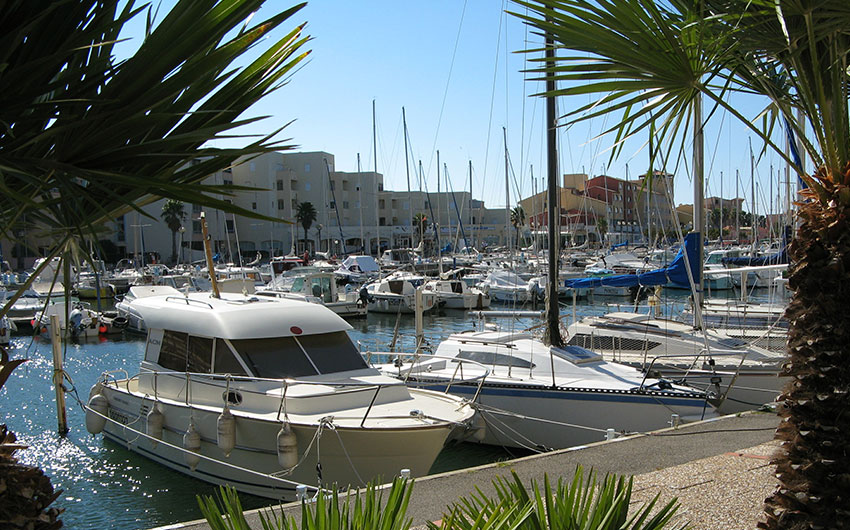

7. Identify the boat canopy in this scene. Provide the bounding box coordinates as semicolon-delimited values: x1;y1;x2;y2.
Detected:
339;255;380;273
565;232;700;290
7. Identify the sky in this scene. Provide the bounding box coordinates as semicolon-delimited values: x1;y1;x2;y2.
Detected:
120;1;797;215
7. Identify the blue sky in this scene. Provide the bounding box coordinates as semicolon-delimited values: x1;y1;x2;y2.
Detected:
123;1;795;214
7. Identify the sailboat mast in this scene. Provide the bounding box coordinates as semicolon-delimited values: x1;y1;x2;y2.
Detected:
692;93;705;317
468;160;473;253
373;100;380;257
403;108;413;249
544;32;563;348
358;153;364;253
736;169;740;241
437;150;442;260
503;127;511;254
750;139;756;256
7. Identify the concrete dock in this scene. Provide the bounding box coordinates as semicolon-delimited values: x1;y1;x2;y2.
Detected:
153;410;780;530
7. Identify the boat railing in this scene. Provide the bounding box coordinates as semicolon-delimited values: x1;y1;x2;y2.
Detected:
109;368;428;428
163;296;214;309
637;349;751;394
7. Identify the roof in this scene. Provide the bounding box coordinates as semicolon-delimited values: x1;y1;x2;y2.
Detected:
132;291;352;339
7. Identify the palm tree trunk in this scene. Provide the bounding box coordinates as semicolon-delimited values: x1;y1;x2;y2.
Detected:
171;230;178;265
760;166;850;529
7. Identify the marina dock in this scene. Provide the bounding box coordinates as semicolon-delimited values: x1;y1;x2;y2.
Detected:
154;410;780;530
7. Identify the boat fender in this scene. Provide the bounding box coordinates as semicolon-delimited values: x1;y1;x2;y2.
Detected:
183;423;201;470
99;324;108;334
86;392;109;434
471;413;486;442
146;406;164;444
276;422;298;469
216;408;236;457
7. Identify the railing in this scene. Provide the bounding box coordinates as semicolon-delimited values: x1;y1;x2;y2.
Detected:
636;349;751;396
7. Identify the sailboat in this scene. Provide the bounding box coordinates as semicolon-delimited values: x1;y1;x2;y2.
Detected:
374;37;717;451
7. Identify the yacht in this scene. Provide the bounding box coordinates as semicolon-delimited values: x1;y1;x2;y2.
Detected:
116;285;184;334
375;328;717;450
5;288;47;328
85;291;476;500
258;270;366;318
36;301;128;339
476;270;532;304
422;278;490;310
363;273;437;314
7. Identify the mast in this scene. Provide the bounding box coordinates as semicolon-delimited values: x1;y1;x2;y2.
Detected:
692;93;705;321
468;160;473;253
200;212;221;299
544;31;562;348
445;162;452;250
357;153;364;253
436;150;443;272
503;127;511;253
403;108;413;249
735;169;740;242
750;140;756;256
373;99;380;257
720;171;723;244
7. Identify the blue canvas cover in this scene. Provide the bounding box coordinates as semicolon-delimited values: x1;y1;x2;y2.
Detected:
721;226;790;266
565;232;700;290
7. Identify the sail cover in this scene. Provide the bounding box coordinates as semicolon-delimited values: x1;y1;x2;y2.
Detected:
565;232;700;290
721;226;790;266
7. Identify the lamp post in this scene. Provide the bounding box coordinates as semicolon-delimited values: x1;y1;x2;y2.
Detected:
178;226;186;266
317;223;323;254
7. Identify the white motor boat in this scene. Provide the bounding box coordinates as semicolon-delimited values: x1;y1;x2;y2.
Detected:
422;279;490;310
36;301;128;339
5;288;46;328
477;271;532;304
259;270;366;318
116;285;184;334
85;291;476;499
376;328;717;450
364;273;437;314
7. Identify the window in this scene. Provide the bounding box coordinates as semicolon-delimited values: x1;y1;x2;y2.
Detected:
223;179;233;186
379;217;386;226
456;350;535;369
226;220;234;233
193;220;201;234
231;337;317;378
342;201;349;209
157;331;212;373
276;163;284;171
378;183;383;191
276;180;284;190
304;163;311;172
403;201;409;210
305;182;311;191
355;201;360;208
296;332;367;373
252;202;257;210
249;162;256;172
378;199;385;209
192;203;201;213
329;201;336;209
278;199;286;210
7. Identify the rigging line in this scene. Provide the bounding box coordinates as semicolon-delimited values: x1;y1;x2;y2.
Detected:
425;0;468;177
481;0;507;211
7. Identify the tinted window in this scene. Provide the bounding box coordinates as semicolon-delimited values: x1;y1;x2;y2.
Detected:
456;350;534;369
187;336;213;373
158;331;189;372
213;339;247;376
296;332;368;374
231;337;317;378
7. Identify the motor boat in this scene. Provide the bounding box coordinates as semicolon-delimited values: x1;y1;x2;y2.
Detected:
476;270;532;304
85;291;476;500
363;273;437;314
375;327;717;450
422;278;490;310
4;288;47;328
116;285;184;334
36;301;128;339
258;270;366;318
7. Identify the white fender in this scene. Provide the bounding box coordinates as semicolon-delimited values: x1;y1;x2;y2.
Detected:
216;408;236;457
276;423;298;469
471;413;487;442
146;406;164;445
85;393;109;434
183;423;201;470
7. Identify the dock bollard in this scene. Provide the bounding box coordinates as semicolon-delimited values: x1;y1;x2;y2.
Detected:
670;414;681;429
605;428;616;441
296;484;308;501
400;468;411;479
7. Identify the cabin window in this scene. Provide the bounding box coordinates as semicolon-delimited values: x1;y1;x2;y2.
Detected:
295;332;367;373
388;280;404;294
187;336;213;373
456;350;535;369
213;339;248;375
451;282;463;294
157;331;213;373
231;337;318;378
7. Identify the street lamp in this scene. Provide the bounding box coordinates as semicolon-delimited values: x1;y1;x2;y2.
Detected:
316;223;323;254
179;226;186;266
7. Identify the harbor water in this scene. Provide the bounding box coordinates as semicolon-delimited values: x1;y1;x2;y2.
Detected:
1;290;755;529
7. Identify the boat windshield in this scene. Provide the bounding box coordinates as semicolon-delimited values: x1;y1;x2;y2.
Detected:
230;331;367;379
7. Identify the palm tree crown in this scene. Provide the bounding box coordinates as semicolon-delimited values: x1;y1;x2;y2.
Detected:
296;201;317;252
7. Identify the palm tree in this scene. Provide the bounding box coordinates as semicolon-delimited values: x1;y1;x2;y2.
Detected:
510;205;526;248
0;0;309;314
161;200;186;265
296;201;317;253
514;1;850;527
596;216;608;246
